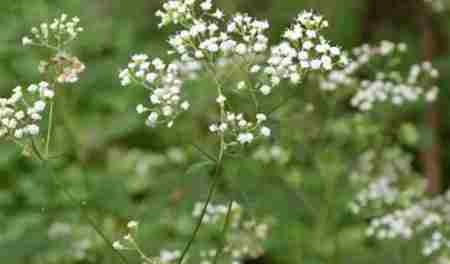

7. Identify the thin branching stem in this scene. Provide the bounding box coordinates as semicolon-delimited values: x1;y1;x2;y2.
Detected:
177;139;224;264
30;139;130;264
178;59;227;264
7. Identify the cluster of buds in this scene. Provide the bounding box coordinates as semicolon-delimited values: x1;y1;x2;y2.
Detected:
23;14;86;86
208;112;271;146
22;14;83;49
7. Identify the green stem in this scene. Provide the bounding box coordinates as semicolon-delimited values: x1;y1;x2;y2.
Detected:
212;199;234;264
177;140;224;264
45;101;54;157
178;58;227;264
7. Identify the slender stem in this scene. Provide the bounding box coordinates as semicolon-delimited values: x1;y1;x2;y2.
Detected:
45;101;54;157
178;61;227;264
212;199;234;264
30;139;130;264
129;237;153;263
177;141;224;264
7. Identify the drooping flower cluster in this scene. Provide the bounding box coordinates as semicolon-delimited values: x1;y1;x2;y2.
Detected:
321;41;439;111
208;112;271;146
51;51;86;83
114;202;271;264
0;82;54;141
119;54;190;128
23;14;86;85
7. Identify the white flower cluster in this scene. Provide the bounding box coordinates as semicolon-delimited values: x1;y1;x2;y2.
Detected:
22;14;83;48
321;41;439;111
350;176;400;215
0;82;54;140
123;0;345;151
208;112;271;145
119;54;190;128
156;0;197;28
349;148;423;215
22;14;86;85
366;191;450;258
165;2;270;64
255;11;345;93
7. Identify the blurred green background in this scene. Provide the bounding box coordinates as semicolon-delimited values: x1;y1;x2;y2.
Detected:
0;0;449;263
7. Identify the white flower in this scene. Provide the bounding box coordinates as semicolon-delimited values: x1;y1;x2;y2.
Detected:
147;112;159;124
330;46;341;56
212;9;224;19
311;59;322;70
113;241;125;250
256;113;267;123
426;87;438;102
22;36;33;46
237;81;246;90
27;124;40;135
200;0;212;11
162;105;173;116
136;104;146;114
250;65;261;73
34;100;46;112
260;126;271;137
216;95;227;105
260;85;272;95
237;132;254;144
146;73;158;83
127;220;139;229
181;101;190;110
209;124;218;132
235;43;247;55
14;129;24;139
